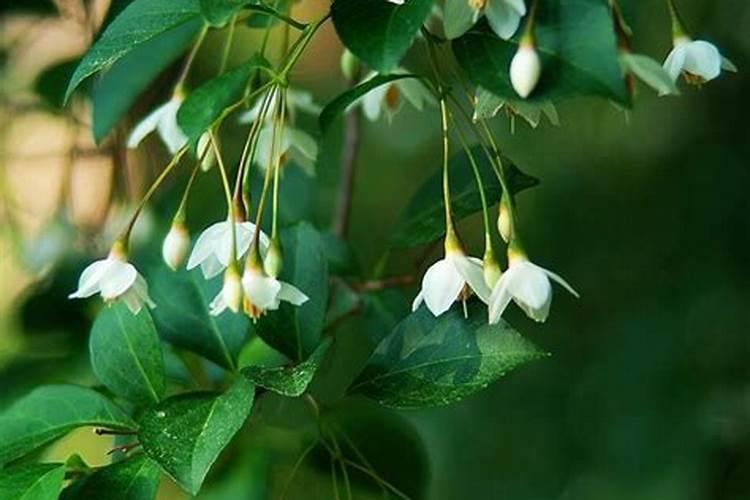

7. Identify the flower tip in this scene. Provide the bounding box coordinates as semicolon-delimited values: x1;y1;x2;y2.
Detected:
510;44;541;99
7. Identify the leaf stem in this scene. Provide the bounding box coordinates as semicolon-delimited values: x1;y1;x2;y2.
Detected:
175;24;209;92
218;14;238;75
209;131;238;264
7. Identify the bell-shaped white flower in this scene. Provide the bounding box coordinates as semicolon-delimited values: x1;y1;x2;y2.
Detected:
241;264;308;320
662;37;736;89
253;126;318;175
162;221;191;271
187;220;269;279
238;88;321;126
68;242;155;314
488;254;578;324
210;266;243;315
358;70;435;122
510;43;541;99
127;94;187;154
412;239;491;316
387;0;405;5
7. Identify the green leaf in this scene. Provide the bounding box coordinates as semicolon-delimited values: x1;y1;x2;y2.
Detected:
34;58;80;109
474;87;560;127
255;223;328;362
245;0;292;29
138;378;255;495
0;385;136;465
92;19;202;143
176;56;271;145
89;302;166;406
60;455;161;500
149;266;249;371
331;0;435;73
0;463;65;500
452;0;628;104
200;0;254;26
391;148;539;247
443;0;476;40
620;53;680;96
241;338;332;397
65;0;202;101
350;304;546;408
319;73;423;133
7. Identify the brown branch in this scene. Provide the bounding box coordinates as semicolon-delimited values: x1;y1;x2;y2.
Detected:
331;74;362;238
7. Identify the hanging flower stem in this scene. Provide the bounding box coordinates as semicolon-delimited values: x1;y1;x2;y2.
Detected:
117;147;187;247
175;24;209;93
271;92;286;240
218;15;238;75
209;131;239;265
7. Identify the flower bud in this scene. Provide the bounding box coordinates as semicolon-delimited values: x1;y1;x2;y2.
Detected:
222;266;243;313
197;133;216;171
509;42;541;99
263;238;283;278
483;246;502;289
497;195;512;243
162;221;190;271
340;49;361;81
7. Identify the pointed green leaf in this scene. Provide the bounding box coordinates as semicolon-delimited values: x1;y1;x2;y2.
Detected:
0;463;65;500
351;304;546;408
92;19;202;143
621;53;680;96
65;0;202;101
319;73;424;133
452;0;628;104
138;378;255;495
89;302;166;406
149;267;250;371
391;148;539;247
0;385;136;465
241;338;332;397
60;455;161;500
176;56;271;145
255;223;328;362
331;0;435;73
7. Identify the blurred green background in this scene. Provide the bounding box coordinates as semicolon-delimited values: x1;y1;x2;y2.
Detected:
1;0;749;499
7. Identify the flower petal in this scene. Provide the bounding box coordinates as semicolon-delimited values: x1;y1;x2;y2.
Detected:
120;289;144;315
69;259;111;298
287;128;318;161
362;84;388;122
411;290;424;312
127;102;168;149
485;0;524;40
488;268;516;324
199;255;225;280
187;221;229;271
421;258;464;316
156;99;188;154
682;40;722;81
451;254;491;303
243;274;282;310
278;281;309;306
99;261;138;300
542;267;580;298
209;290;228;316
663;45;687;82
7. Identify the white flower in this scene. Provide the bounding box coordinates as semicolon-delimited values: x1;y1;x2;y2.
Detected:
662;37;736;89
162;222;190;271
209;264;308;318
186;221;269;279
68;244;155;314
510;43;541;98
210;266;243;315
488;257;578;324
254;126;318;175
467;0;526;40
412;249;491;317
238;88;320;126
127;95;187;154
387;0;405;5
358;70;434;122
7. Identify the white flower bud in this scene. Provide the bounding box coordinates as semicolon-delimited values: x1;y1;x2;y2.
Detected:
340;49;360;81
162;222;190;271
497;195;512;243
222;266;243;313
510;43;541;99
263;238;283;278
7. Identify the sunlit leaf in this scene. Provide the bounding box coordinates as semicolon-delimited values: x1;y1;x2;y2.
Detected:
0;385;135;465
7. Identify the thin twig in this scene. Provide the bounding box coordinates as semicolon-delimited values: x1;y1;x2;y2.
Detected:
280;439;318;500
332;71;362;238
352;275;415;292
